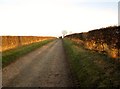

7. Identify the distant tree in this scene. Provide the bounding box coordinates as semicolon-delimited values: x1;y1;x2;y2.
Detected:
62;30;67;38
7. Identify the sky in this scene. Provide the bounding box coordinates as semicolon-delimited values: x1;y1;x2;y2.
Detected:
118;1;120;26
0;0;119;37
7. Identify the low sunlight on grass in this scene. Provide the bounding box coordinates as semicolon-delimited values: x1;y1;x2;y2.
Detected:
63;38;120;87
2;39;55;67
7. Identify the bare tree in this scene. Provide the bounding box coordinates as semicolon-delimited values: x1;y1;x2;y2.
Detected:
62;30;67;38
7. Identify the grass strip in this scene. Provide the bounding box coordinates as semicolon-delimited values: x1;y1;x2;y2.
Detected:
63;38;120;87
2;39;55;67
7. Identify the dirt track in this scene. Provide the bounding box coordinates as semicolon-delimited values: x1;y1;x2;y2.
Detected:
2;39;74;87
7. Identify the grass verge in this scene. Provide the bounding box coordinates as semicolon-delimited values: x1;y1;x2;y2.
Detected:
63;38;120;87
2;39;55;67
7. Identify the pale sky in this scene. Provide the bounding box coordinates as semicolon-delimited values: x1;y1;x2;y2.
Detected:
0;0;119;37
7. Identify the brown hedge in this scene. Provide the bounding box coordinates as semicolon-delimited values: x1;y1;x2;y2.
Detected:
0;36;55;52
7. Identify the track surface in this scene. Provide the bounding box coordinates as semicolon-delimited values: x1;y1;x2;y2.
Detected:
2;39;74;87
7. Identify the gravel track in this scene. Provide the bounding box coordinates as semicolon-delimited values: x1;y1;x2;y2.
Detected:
2;39;74;87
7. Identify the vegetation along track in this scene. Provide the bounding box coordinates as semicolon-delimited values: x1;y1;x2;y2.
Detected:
63;38;120;87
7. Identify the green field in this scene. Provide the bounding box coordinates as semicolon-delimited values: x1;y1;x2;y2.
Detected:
63;38;120;87
2;39;55;67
